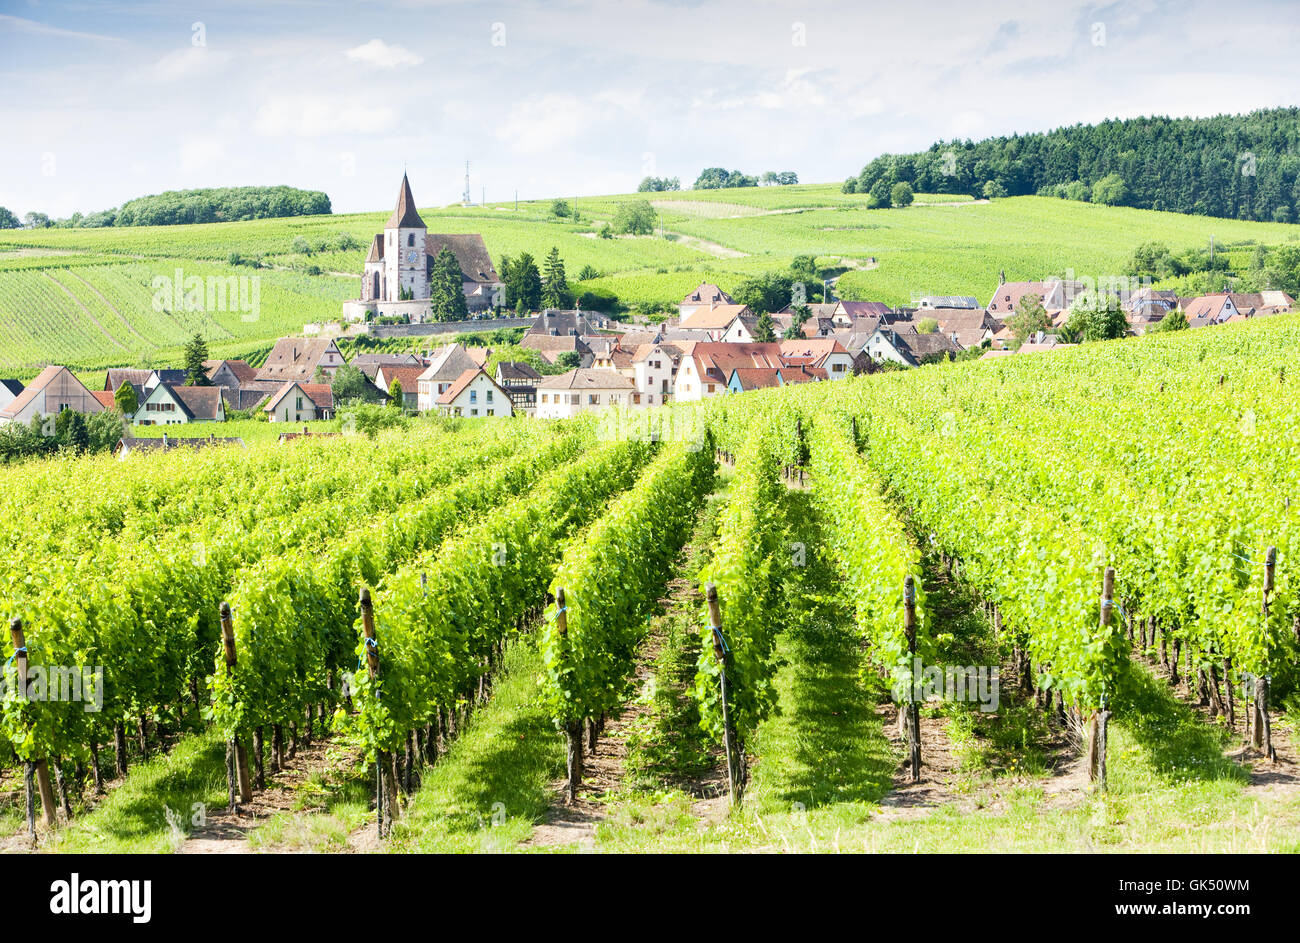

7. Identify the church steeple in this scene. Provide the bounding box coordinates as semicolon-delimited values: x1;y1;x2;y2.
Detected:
386;172;427;230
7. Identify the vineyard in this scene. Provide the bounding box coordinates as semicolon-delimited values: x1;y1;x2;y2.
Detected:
3;183;1299;377
2;314;1299;853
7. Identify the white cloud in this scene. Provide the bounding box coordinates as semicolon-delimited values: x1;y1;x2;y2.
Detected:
255;96;400;137
345;39;424;69
495;94;590;154
148;48;233;82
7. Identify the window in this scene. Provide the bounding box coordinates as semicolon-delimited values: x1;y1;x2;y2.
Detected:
833;363;845;373
486;390;493;404
541;393;548;403
407;233;414;247
588;394;598;404
471;408;478;416
707;384;715;393
296;396;303;409
633;393;641;404
470;390;477;403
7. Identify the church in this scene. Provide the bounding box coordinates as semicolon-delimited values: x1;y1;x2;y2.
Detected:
344;174;502;322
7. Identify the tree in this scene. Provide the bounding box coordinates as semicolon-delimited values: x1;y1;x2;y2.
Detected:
184;333;211;385
429;246;469;321
114;382;138;415
56;410;88;452
332;364;381;405
554;350;581;370
733;271;794;314
1009;293;1050;345
506;252;542;313
576;264;600;281
637;176;680;192
0;207;19;229
753;311;776;342
24;212;51;228
551;199;571;218
916;317;938;334
783;303;811;339
1064;292;1129;342
982;180;1007;200
611;200;656;235
1149;308;1189;333
388;378;403;408
868;177;892;208
842;178;858;194
1091;173;1128;206
891;181;915;207
542;247;570;309
694;167;757;189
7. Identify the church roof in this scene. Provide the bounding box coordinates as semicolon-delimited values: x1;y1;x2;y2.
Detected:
386;173;427;230
366;234;383;262
425;234;498;282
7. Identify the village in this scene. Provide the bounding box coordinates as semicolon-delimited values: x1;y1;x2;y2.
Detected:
1;174;1294;452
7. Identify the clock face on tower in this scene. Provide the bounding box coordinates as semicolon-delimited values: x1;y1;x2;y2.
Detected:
406;249;418;265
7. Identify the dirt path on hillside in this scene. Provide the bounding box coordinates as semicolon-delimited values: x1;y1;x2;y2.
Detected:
663;231;748;259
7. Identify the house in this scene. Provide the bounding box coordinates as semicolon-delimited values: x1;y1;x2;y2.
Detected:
526;309;611;338
1181;294;1241;326
435;369;514;417
985;278;1083;318
103;368;186;394
264;382;335;422
677;304;756;342
679;283;735;318
673;342;784;402
778;338;856;379
917;295;979;311
726;367;785;393
203;359;258;391
133;383;226;425
0;366;104;425
631;342;684;408
351;352;422;382
1017;337;1077;354
222;380;283;412
114;434;245;459
536;368;637;418
911;309;998;349
416;343;483;410
832;300;893;327
255;338;347;383
495;361;542;414
347;174;503;321
1227;292;1295;316
520;333;593;366
866;328;961;367
0;379;24;413
374;365;424;409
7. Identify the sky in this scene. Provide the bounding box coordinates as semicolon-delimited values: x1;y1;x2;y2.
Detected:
2;0;1299;218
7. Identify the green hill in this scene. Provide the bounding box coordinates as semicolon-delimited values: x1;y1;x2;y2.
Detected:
1;182;1298;377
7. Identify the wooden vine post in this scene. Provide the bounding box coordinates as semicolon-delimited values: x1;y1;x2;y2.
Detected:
360;587;398;836
1253;548;1276;759
556;588;584;804
218;603;253;805
1088;568;1116;787
705;584;742;806
9;618;56;831
903;576;921;782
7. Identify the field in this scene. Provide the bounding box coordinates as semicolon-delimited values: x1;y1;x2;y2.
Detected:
2;182;1299;378
2;313;1298;854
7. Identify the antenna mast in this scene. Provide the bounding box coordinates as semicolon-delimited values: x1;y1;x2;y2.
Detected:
462;161;471;206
